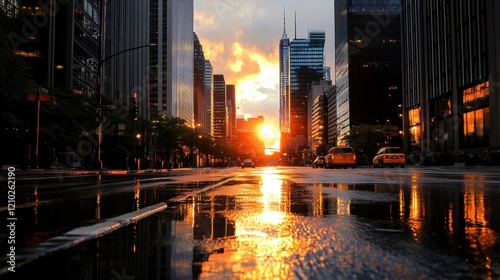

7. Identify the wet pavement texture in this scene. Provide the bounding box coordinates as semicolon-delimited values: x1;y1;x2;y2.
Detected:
0;170;233;251
4;168;500;279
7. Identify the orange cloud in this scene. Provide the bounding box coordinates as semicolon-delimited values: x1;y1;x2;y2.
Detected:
194;11;215;27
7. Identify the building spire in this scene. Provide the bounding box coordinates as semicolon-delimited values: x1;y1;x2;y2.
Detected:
294;11;297;40
283;5;286;34
281;5;288;40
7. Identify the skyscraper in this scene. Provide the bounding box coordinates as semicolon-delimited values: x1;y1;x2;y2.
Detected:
335;0;401;146
150;0;194;124
289;30;326;149
279;11;290;134
226;84;236;143
204;60;214;137
193;33;205;129
213;74;226;140
401;0;500;154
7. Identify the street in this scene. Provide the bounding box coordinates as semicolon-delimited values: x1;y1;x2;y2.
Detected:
1;166;500;279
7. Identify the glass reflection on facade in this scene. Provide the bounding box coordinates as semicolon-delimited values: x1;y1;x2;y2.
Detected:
288;31;326;148
279;16;290;134
335;0;402;144
150;0;194;124
401;0;500;153
167;0;193;123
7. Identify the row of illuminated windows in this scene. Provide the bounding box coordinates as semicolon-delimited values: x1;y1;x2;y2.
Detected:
408;80;489;128
463;81;489;111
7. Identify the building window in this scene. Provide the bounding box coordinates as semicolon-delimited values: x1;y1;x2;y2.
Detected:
462;81;490;148
463;81;489;111
463;107;489;148
408;107;420;126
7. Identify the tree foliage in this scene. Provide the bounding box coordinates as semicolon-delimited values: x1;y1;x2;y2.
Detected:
342;124;400;157
0;11;36;130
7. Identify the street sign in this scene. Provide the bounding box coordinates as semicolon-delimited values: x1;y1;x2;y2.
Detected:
27;94;51;102
28;86;51;102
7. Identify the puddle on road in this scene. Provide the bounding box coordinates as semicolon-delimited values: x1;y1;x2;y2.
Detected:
0;181;214;252
6;174;500;279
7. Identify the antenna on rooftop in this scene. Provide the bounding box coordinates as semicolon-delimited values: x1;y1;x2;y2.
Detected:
283;5;286;33
294;11;297;39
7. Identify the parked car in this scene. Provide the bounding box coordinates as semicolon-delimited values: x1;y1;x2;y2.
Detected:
372;147;406;168
325;147;356;168
312;156;325;168
241;158;255;168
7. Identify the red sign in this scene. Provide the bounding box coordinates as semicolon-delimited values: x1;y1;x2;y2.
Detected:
27;94;51;102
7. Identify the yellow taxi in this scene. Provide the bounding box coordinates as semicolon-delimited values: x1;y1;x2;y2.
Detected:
372;147;406;168
325;147;356;168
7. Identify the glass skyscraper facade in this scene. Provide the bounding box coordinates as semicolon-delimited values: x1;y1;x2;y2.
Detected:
289;31;326;148
204;60;214;137
106;1;150;112
213;74;226;140
167;0;193;124
335;0;401;146
150;0;194;125
279;20;290;134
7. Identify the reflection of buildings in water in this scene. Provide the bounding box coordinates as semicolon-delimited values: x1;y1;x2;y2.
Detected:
134;181;141;211
397;180;498;274
407;184;424;242
463;182;497;274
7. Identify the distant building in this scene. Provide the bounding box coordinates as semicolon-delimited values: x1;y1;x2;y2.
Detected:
193;33;205;129
289;30;326;150
204;60;214;137
401;0;500;154
280;28;326;158
334;0;402;147
279;11;290;134
326;85;338;148
226;84;236;143
309;80;333;156
213;74;226;140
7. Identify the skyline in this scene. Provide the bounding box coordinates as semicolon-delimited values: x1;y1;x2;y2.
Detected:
193;0;334;150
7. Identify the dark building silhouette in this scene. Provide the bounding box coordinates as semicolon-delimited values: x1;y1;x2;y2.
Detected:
335;0;402;145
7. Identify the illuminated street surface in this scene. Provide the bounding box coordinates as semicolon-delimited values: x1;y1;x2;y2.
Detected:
1;167;500;279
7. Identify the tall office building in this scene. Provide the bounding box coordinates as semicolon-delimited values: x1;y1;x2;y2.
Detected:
289;30;326;149
279;11;290;134
150;0;194;124
193;33;205;129
5;1;150;166
401;0;500;154
335;0;401;145
226;84;236;143
106;1;150;112
309;80;333;155
213;74;226;140
204;60;214;137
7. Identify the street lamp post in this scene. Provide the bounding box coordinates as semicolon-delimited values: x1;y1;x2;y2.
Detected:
94;39;155;169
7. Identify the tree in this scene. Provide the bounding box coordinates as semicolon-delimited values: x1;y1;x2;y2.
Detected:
0;10;36;137
342;123;400;160
152;112;190;166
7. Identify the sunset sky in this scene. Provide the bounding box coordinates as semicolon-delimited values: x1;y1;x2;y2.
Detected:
193;0;335;150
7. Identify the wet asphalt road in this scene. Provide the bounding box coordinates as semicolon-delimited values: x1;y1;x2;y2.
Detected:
1;166;500;279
